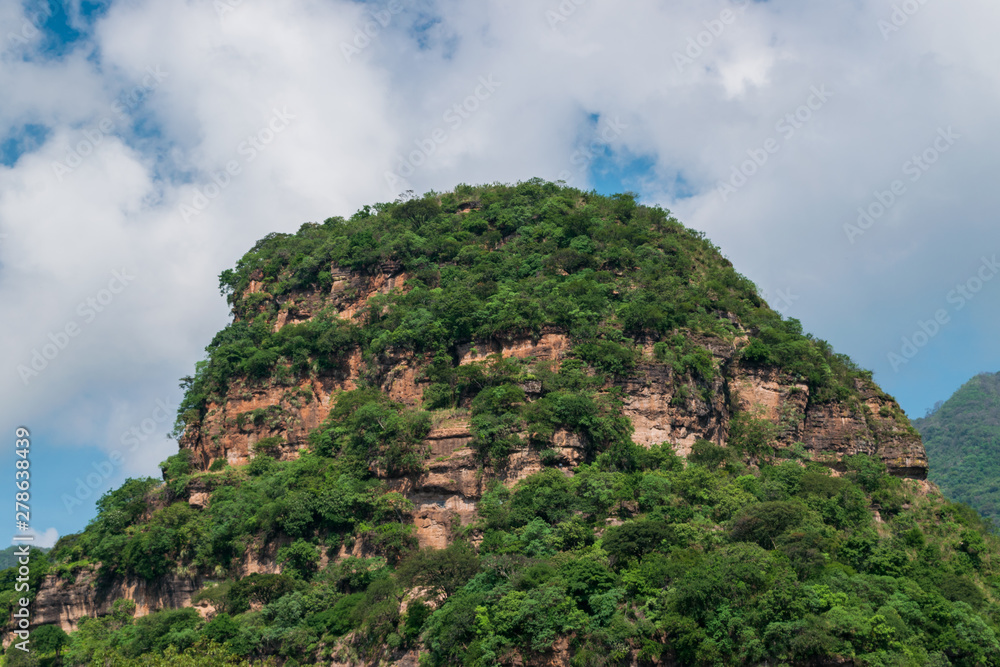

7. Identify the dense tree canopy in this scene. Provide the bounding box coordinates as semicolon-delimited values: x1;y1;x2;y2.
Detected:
915;371;1000;528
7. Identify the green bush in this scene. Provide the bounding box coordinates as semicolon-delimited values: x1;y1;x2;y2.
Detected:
277;539;320;580
731;501;803;548
253;436;284;456
159;450;193;482
317;389;431;475
306;593;364;636
602;520;674;565
688;439;729;469
201;612;240;645
31;624;70;658
728;411;779;457
396;542;480;595
227;573;296;614
246;453;276;477
939;573;985;608
573;339;637;376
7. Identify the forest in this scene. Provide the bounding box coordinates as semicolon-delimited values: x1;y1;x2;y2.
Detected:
915;372;1000;528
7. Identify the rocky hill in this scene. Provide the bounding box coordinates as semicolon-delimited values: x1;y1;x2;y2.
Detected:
172;255;928;552
9;181;998;667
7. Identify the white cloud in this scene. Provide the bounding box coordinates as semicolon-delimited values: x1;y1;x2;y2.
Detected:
17;527;60;549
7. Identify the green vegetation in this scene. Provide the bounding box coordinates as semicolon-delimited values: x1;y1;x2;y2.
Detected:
48;448;414;583
0;545;49;571
18;449;1000;665
174;179;873;439
0;547;50;635
7;182;998;666
914;371;1000;528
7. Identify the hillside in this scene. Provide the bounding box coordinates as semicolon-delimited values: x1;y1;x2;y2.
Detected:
914;372;1000;528
0;546;48;572
6;180;999;666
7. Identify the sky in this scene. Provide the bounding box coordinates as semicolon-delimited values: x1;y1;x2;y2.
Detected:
1;0;998;547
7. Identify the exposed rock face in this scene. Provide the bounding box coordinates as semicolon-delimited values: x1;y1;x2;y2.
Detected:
619;362;730;456
45;264;922;631
731;365;809;431
30;542;293;634
234;537;290;577
31;568;202;633
728;364;925;477
384;420;588;548
179;358;361;470
391;443;481;550
457;331;571;365
614;341;925;480
801;382;928;478
181;264;424;469
178;264;927;552
243;262;409;327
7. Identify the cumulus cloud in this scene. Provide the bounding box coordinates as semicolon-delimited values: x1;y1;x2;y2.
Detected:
18;527;60;549
0;0;997;534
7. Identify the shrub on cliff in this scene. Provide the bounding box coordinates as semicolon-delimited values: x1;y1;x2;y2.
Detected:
315;388;431;475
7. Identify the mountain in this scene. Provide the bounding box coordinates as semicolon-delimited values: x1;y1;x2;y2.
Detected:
0;545;48;571
914;371;1000;527
7;181;999;666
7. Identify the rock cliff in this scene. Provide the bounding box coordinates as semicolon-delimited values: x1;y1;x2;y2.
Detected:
31;569;204;633
176;263;927;551
31;258;928;637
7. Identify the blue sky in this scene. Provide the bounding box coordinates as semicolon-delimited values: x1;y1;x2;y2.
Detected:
1;0;998;545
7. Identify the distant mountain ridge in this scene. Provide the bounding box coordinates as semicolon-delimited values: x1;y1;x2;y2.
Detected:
914;371;1000;527
0;545;48;570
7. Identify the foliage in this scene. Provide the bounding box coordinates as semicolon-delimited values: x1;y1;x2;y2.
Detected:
46;449;407;582
277;539;321;581
175;180;871;439
0;545;50;571
914;371;1000;529
416;452;1000;666
318;389;431;475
